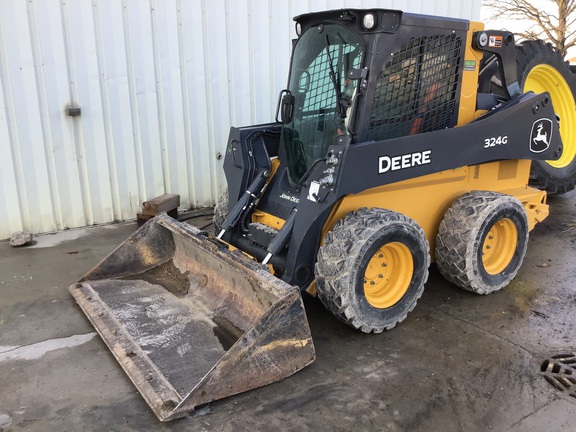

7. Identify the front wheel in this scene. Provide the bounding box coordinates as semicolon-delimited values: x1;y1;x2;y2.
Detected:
315;208;430;333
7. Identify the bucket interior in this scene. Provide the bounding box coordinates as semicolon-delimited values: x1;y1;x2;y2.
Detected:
86;225;281;396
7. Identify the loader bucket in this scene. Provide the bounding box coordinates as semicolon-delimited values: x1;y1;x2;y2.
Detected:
69;213;315;421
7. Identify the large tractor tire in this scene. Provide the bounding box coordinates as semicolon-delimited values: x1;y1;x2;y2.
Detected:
435;191;529;295
516;40;576;195
315;208;430;333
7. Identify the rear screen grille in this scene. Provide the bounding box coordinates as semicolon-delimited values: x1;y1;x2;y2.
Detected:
368;34;462;141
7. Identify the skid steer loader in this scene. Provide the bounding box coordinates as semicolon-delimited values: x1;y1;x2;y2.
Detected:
70;9;576;421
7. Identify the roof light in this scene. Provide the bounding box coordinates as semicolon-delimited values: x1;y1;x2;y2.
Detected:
295;22;302;36
363;13;376;30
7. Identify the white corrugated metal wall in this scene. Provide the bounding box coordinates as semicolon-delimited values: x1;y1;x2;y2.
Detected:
0;0;481;239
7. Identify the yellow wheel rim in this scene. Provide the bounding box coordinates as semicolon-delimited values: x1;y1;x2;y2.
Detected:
482;218;518;275
524;64;576;168
364;242;413;309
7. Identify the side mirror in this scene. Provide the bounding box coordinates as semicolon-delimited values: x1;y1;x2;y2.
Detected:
275;89;295;124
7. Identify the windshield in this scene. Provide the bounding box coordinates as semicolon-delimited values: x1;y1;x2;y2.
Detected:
283;24;364;183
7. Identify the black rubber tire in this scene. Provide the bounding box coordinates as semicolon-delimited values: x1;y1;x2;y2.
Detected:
516;40;576;195
315;208;430;333
213;188;229;233
435;191;529;295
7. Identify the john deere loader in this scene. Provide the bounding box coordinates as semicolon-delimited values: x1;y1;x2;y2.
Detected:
69;9;576;421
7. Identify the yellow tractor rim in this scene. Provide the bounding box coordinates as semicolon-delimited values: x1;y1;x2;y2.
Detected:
524;64;576;168
364;242;413;309
482;218;518;275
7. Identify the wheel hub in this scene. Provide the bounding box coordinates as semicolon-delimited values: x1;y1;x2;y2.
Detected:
364;242;413;308
482;218;518;275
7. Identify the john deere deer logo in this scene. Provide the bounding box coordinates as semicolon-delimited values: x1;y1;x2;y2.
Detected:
530;118;552;153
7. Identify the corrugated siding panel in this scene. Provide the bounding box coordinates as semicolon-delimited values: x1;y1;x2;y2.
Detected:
0;0;481;239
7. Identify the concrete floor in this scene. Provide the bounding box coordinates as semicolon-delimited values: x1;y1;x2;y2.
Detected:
1;193;575;431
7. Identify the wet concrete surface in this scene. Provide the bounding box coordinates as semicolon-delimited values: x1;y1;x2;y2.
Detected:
1;194;575;431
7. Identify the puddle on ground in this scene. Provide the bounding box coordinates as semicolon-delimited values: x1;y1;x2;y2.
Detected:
510;281;541;316
0;413;12;428
0;333;96;362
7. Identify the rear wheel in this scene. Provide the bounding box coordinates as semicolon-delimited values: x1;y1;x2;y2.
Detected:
315;208;430;333
435;191;529;295
516;40;576;194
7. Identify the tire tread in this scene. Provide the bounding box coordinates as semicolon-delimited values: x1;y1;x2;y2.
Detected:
436;191;528;295
315;208;430;333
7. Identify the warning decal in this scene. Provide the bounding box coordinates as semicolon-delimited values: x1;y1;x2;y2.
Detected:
489;35;503;48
